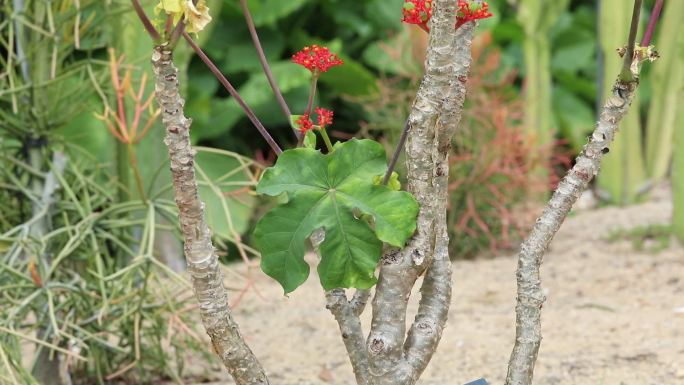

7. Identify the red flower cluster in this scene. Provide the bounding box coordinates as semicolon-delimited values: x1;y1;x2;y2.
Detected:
401;0;492;30
315;107;333;128
401;0;431;25
456;0;493;27
296;114;314;133
295;108;334;134
292;45;344;73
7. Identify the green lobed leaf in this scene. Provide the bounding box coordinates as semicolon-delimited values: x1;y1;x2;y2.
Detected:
253;139;418;293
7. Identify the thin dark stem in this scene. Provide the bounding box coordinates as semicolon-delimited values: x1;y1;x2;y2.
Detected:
182;32;283;155
297;75;319;147
382;119;409;185
238;0;297;138
168;21;185;49
641;0;664;46
305;75;318;118
165;15;173;35
620;0;643;83
130;0;161;42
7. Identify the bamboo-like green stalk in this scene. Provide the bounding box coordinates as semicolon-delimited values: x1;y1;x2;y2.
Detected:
597;0;647;205
673;33;684;245
645;1;684;181
517;0;569;173
674;124;684;244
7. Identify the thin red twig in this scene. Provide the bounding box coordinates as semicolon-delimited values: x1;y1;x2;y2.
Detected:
182;32;283;155
130;0;161;41
641;0;664;46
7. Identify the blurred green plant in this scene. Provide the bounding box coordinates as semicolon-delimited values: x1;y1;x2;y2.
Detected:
0;1;260;383
596;0;648;205
673;20;684;245
645;1;683;182
606;224;673;253
488;1;599;154
447;35;572;258
0;148;211;384
516;0;569;162
674;118;684;245
0;141;259;383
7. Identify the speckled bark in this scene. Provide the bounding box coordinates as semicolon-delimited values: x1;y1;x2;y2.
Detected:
326;289;370;385
505;70;644;385
151;44;268;385
350;289;371;317
366;1;475;383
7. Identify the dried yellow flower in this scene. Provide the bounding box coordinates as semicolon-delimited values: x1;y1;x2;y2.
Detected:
155;0;212;33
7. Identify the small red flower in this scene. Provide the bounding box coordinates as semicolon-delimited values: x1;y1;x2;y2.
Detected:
401;0;492;31
296;114;314;133
315;107;334;128
456;0;493;28
292;45;344;73
401;0;432;25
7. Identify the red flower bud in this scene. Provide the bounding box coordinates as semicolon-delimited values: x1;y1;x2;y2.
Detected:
292;45;344;74
401;0;493;31
296;114;314;133
315;107;334;128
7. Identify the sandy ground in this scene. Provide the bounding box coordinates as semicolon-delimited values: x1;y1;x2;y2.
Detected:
183;190;684;385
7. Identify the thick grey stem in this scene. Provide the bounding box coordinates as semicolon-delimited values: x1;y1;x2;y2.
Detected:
151;44;268;385
403;23;474;381
326;289;370;385
505;71;644;385
366;2;475;383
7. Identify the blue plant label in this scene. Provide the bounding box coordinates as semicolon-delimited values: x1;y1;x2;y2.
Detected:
464;379;489;385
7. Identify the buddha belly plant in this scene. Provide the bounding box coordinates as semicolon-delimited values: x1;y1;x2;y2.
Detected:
130;0;661;384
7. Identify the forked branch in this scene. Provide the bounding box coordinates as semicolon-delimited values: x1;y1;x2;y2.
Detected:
366;1;476;383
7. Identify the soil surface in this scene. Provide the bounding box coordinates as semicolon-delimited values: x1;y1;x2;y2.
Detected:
184;189;684;385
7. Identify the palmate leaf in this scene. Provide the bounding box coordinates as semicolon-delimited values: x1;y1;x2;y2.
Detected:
254;139;419;293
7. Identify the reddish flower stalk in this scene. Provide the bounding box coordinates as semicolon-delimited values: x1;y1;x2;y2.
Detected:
641;0;664;46
238;0;296;139
292;45;343;147
182;32;283;155
304;75;318;119
130;0;161;41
